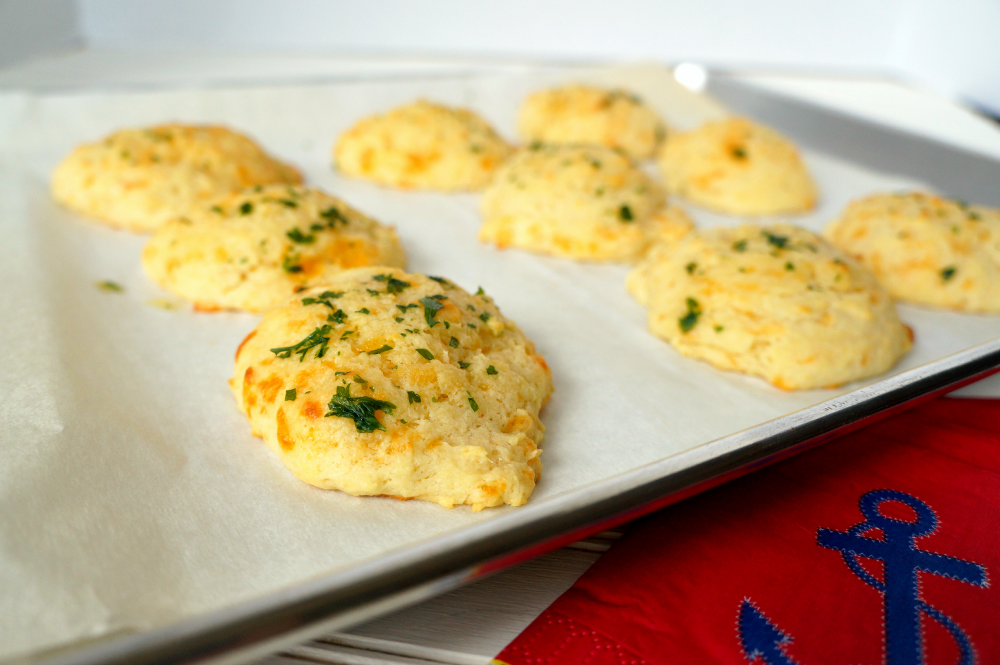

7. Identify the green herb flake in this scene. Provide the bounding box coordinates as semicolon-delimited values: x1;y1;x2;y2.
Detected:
732;146;747;160
479;312;491;323
619;204;634;222
449;337;459;348
685;262;697;275
282;253;303;273
96;280;124;293
416;348;434;360
335;371;347;376
486;365;498;375
280;199;298;208
353;375;367;384
407;390;422;404
468;394;479;412
239;201;254;215
458;361;471;369
366;289;380;297
428;276;452;287
320;206;348;225
286;227;315;244
678;297;702;333
397;303;419;312
373;274;411;293
325;384;395;433
270;325;332;361
395;316;404;323
476;286;486;296
284;388;297;401
714;325;724;333
340;330;355;340
367;344;393;355
733;240;748;252
356;308;371;315
785;262;795;271
210;205;223;214
762;231;789;249
529;140;543;151
302;291;345;308
420;296;446;327
327;309;347;324
941;266;957;282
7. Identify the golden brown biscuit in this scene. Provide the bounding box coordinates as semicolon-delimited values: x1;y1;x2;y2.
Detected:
658;117;817;216
333;100;512;191
824;192;1000;313
518;85;666;160
628;224;911;390
51;124;301;232
479;144;693;262
230;268;553;510
142;185;405;313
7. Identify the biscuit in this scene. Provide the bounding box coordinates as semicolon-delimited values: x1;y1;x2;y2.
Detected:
823;192;1000;313
333;100;512;191
627;224;911;390
142;185;406;313
230;268;553;510
658;117;817;216
51;124;302;232
518;85;666;160
479;144;693;262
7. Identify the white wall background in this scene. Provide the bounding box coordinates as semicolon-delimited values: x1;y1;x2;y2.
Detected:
2;0;999;113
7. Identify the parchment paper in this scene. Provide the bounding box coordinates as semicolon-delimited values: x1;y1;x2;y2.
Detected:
1;65;998;660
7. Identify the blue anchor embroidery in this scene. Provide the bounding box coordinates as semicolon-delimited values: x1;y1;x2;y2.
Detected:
738;489;987;665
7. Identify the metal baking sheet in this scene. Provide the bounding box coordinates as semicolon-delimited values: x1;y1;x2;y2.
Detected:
1;64;998;665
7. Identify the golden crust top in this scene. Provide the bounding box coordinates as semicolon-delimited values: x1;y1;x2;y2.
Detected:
51;124;302;232
479;144;692;262
230;268;553;510
333;100;512;191
142;185;406;313
824;192;1000;313
518;85;666;160
658;117;817;216
628;224;911;390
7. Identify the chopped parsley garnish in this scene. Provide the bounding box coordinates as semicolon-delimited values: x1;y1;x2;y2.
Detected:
416;348;434;360
486;365;498;375
286;227;315;244
96;280;124;293
407;391;421;404
335;371;347;376
529;140;543;150
373;274;411;293
479;312;491;323
619;204;634;222
302;291;345;308
367;344;393;354
320;206;348;225
733;240;748;252
941;266;957;281
678;297;702;333
327;309;347;324
325;384;395;433
395;316;404;323
353;375;367;384
732;147;747;159
284;389;297;401
714;325;724;333
685;262;697;275
396;303;419;312
340;330;355;340
282;253;303;273
239;201;254;215
468;394;479;412
785;262;795;271
449;337;459;348
762;231;789;249
280;199;298;208
210;205;223;214
420;295;446;327
356;308;370;314
476;286;486;296
458;361;471;369
270;325;332;361
366;289;380;297
428;276;452;287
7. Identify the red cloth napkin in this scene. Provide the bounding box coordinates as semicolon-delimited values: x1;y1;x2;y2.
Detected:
495;397;1000;665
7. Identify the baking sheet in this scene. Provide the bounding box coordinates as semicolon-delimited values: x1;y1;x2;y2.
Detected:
1;64;998;661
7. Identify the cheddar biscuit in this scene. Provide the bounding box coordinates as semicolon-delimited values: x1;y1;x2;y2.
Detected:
628;225;911;390
658;117;817;216
518;85;666;160
333;100;512;191
52;124;301;232
230;268;553;510
479;144;693;262
142;185;405;313
824;192;1000;313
